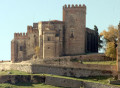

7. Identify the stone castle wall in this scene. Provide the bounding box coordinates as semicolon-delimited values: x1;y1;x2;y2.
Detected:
38;21;64;59
86;27;98;53
11;25;39;62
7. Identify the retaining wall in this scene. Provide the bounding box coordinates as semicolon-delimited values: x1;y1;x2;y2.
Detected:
0;63;32;73
83;82;120;88
0;63;117;77
45;76;120;88
45;76;83;88
0;75;120;88
44;53;112;62
31;64;115;77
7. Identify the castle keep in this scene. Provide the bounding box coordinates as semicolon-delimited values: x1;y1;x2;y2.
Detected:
11;4;99;62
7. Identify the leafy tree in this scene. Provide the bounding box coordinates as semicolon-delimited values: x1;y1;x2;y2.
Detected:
105;42;116;59
35;46;40;57
100;25;118;59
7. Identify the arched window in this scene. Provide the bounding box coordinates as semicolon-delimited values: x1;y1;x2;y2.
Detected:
70;29;74;38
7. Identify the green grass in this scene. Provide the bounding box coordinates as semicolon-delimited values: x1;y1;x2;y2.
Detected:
83;61;116;65
0;83;65;88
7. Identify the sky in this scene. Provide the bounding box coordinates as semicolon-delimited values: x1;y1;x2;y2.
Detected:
0;0;120;60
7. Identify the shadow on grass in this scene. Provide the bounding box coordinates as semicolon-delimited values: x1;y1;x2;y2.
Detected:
14;83;70;88
14;82;33;87
80;76;112;82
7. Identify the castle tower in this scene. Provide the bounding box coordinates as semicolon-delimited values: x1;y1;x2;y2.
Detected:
63;4;86;55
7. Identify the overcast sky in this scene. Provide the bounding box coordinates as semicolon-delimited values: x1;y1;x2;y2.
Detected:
0;0;120;60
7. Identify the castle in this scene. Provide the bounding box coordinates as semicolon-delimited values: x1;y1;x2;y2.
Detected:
11;4;99;62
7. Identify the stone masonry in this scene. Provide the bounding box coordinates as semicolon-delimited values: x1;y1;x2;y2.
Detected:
117;22;120;79
11;4;99;62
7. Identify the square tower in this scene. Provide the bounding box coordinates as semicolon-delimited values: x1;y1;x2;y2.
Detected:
63;4;86;55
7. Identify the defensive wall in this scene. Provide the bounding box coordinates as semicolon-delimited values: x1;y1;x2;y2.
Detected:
0;61;10;63
13;26;38;39
0;62;117;77
31;64;116;77
0;75;120;88
43;53;112;64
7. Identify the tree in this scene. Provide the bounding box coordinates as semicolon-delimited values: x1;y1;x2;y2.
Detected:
105;42;116;59
100;25;118;59
35;46;40;58
94;25;103;50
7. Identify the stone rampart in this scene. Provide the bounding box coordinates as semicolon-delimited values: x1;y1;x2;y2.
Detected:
0;61;10;63
0;62;117;77
83;82;120;88
0;63;11;71
31;64;115;77
10;63;32;73
69;62;116;71
0;75;120;88
43;54;112;64
0;63;32;73
45;76;120;88
45;76;83;88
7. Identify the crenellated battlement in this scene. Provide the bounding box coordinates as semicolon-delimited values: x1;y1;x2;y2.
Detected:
27;26;38;33
63;4;86;9
14;32;28;39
